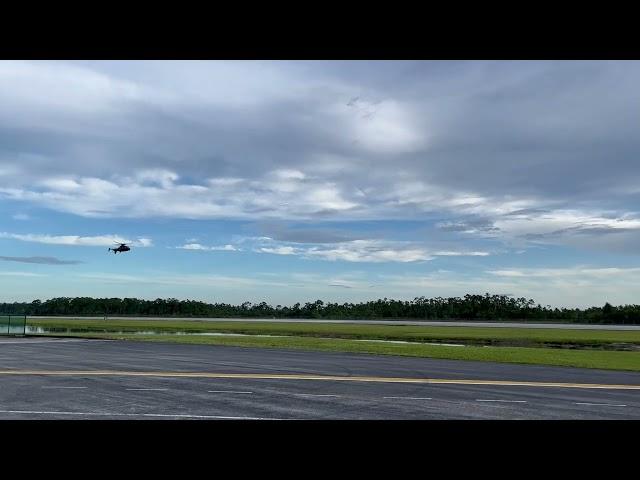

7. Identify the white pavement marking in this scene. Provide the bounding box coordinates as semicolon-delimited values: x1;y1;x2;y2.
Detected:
0;339;99;344
575;402;627;407
294;394;340;397
476;399;527;403
0;410;287;420
207;390;253;394
126;388;168;391
384;396;433;400
41;386;87;389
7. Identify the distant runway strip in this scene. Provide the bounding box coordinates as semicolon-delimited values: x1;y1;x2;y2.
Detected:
1;369;639;391
30;316;640;330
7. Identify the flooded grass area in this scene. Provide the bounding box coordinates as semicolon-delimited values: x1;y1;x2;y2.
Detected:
24;318;640;351
25;326;468;346
0;315;26;335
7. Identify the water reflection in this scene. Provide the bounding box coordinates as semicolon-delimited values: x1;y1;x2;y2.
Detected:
0;317;26;335
23;326;464;346
25;326;288;338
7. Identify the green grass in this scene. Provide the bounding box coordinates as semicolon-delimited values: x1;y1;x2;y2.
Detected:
59;332;640;372
28;317;640;348
26;318;640;371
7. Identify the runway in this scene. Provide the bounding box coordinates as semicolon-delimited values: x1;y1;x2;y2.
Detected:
1;337;639;419
29;316;640;330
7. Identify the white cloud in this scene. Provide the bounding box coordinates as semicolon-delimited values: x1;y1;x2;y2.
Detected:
259;246;298;255
254;239;432;263
272;169;306;180
9;165;605;234
433;251;490;256
0;271;48;277
178;243;239;251
0;169;360;220
41;178;83;191
136;238;153;247
0;61;146;115
252;238;489;263
208;178;244;187
487;270;528;277
1;60;640;264
305;242;432;263
487;266;640;279
0;232;153;247
178;243;207;250
134;169;180;188
493;210;640;238
343;98;427;153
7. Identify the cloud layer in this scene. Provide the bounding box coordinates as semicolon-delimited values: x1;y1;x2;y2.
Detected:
0;233;152;247
0;256;83;265
0;61;640;257
1;62;639;224
1;61;640;305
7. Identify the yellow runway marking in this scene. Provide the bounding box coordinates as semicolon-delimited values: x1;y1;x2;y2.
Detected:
0;370;639;390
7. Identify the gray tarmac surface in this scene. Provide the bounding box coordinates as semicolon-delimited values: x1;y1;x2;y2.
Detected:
29;316;640;330
0;336;639;420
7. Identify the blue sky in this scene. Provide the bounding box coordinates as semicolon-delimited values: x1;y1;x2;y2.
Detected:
1;60;640;307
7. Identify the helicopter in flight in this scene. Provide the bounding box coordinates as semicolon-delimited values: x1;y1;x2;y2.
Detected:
108;242;131;254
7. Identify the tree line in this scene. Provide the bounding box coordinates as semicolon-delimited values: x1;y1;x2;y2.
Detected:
1;294;639;324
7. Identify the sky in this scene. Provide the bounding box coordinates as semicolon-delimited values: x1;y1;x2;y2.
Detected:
1;60;639;308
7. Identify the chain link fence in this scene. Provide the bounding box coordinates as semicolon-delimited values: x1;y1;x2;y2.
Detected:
0;315;27;335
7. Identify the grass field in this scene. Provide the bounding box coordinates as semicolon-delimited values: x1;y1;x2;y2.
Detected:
45;331;640;372
28;317;640;348
23;317;640;371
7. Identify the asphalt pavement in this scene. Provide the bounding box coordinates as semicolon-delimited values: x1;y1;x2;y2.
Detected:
0;337;638;419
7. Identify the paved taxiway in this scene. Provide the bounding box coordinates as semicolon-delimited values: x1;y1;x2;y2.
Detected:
0;337;638;419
